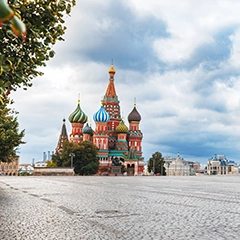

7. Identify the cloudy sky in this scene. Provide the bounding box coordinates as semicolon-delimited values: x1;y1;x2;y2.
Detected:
12;0;240;164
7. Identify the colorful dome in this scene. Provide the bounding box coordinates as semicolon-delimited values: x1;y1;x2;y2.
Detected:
69;100;88;124
93;105;110;122
128;104;141;122
116;119;128;133
82;123;93;135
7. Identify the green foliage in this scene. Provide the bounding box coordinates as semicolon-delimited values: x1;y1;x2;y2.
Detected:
18;171;31;176
0;1;75;161
77;162;99;176
0;105;25;162
0;0;76;104
52;141;99;176
147;151;166;175
0;0;26;40
73;141;99;176
46;160;57;168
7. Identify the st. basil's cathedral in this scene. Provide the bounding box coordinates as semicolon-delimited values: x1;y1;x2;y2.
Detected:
56;65;144;175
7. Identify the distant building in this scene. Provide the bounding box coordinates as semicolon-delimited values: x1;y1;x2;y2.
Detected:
34;161;47;168
0;157;19;176
207;154;238;175
18;164;34;175
228;160;239;175
164;153;190;176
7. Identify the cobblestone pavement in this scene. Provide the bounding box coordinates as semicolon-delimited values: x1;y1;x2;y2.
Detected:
1;175;240;240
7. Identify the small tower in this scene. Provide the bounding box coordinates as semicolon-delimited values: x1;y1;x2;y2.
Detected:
82;123;94;142
93;103;110;151
69;99;88;144
127;100;143;156
115;118;128;151
127;99;144;174
56;118;68;153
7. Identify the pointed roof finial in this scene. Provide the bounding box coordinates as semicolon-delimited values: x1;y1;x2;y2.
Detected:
78;93;80;104
134;97;136;107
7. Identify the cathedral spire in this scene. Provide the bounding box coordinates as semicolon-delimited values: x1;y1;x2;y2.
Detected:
105;64;117;99
56;118;68;153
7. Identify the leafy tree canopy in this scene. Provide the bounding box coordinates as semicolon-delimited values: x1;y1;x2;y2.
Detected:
147;151;166;175
52;141;99;176
0;0;75;162
0;104;25;162
0;0;76;104
46;160;57;168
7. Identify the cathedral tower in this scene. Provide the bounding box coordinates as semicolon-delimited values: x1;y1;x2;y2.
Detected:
93;103;110;162
102;65;121;136
127;101;143;156
82;123;93;142
56;118;68;153
68;99;88;144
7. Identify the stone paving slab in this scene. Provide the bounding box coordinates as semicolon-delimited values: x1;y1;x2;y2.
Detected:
0;175;240;240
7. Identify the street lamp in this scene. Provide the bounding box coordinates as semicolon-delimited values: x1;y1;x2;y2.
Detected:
168;162;170;176
137;159;139;176
153;158;155;176
69;153;75;168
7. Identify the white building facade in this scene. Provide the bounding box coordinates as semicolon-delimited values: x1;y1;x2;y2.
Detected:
164;153;190;176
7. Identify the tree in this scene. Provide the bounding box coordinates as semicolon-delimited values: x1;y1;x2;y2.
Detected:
0;0;75;162
0;0;76;104
52;141;99;176
46;160;57;168
0;0;26;40
147;151;166;175
0;104;24;162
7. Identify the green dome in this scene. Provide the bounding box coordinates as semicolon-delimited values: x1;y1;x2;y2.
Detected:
69;100;88;124
116;119;128;133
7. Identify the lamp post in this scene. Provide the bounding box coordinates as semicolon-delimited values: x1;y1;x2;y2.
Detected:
69;153;75;168
167;162;170;176
137;159;139;176
153;158;155;176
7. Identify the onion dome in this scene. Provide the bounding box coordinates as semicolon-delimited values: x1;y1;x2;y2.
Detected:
116;119;128;133
128;103;141;122
82;123;93;135
108;64;116;79
93;105;110;122
69;100;88;124
108;64;116;74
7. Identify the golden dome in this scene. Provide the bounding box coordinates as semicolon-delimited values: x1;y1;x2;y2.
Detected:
108;64;116;74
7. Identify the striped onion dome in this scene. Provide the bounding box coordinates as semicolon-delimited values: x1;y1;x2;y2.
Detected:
69;100;88;124
82;123;94;135
116;119;128;133
93;105;110;122
128;104;141;122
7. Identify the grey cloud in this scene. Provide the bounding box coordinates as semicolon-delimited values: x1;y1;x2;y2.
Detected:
54;1;168;72
193;96;228;113
187;28;234;70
